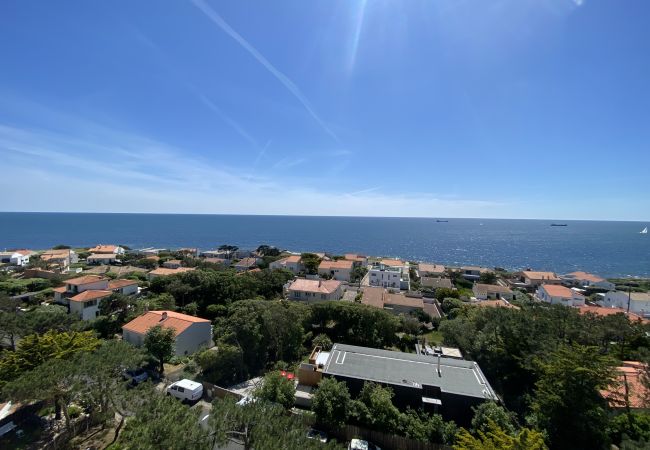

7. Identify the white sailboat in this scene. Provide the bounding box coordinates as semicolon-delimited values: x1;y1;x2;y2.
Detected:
641;227;648;234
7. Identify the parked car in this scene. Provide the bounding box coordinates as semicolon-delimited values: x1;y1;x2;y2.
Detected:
349;438;381;450
122;368;148;386
166;379;203;403
306;428;328;443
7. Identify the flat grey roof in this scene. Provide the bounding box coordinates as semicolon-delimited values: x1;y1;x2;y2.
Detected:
324;343;497;400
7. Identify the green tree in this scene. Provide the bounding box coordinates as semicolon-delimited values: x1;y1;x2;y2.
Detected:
399;409;458;445
0;329;100;386
313;333;333;350
312;378;352;429
208;397;337;450
470;401;516;435
116;390;210;450
608;412;650;447
300;253;322;275
196;345;244;386
254;371;295;409
3;357;79;429
436;287;460;301
351;382;401;433
528;343;615;450
144;325;175;374
454;420;547;450
479;272;498;284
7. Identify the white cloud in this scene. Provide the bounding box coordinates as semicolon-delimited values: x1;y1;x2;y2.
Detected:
0;122;510;217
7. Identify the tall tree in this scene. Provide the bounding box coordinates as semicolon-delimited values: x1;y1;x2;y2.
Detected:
117;391;211;450
454;420;547;450
312;378;352;429
208;397;338;450
0;329;100;387
528;343;616;450
254;371;295;410
144;325;175;374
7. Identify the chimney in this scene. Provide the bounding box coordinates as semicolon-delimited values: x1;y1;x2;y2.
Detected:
161;311;168;321
437;354;442;377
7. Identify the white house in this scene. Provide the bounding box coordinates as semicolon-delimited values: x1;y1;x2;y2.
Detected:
69;290;113;321
521;271;561;288
40;249;79;271
562;271;615;290
473;283;514;301
88;245;126;255
599;291;650;317
287;279;343;302
318;260;354;282
108;279;139;296
269;255;303;274
0;250;31;266
368;264;403;290
54;275;110;302
536;284;585;307
122;310;212;356
87;253;120;265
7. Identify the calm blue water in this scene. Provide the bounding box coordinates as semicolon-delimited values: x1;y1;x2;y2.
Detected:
0;213;648;277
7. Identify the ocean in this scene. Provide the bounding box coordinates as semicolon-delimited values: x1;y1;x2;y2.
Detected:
0;213;648;278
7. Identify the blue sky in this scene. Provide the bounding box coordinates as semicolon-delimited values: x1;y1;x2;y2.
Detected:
0;0;648;220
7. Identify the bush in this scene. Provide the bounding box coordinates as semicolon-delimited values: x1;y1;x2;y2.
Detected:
68;405;83;419
254;371;296;409
312;333;333;350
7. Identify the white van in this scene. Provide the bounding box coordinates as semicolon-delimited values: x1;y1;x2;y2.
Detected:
166;379;203;403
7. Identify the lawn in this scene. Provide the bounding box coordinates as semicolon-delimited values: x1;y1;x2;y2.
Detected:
421;329;444;346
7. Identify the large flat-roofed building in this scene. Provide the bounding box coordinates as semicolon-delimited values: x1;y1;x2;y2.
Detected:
300;343;497;425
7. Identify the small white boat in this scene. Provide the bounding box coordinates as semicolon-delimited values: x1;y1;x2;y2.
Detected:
641;227;648;234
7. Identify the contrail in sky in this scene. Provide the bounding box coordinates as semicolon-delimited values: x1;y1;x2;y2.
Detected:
191;0;340;143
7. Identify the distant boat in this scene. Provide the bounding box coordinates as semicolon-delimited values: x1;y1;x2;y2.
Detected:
436;219;448;223
551;223;567;227
641;227;648;234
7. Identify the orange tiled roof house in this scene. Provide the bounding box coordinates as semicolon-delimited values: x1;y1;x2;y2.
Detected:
122;310;212;356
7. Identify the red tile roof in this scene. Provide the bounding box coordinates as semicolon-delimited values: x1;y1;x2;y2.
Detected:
523;271;560;281
66;275;107;286
319;260;353;270
601;362;649;409
52;286;67;293
577;305;648;323
475;300;520;310
108;279;138;289
122;310;210;336
89;245;119;253
288;279;341;294
69;290;113;303
419;263;445;273
384;293;424;309
567;271;606;283
361;287;385;308
380;259;404;267
540;284;578;298
149;267;195;276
